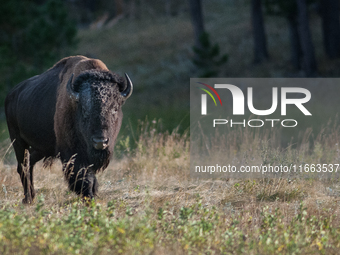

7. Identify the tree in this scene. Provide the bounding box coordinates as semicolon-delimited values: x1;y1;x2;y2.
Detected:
296;0;318;76
320;0;340;58
192;32;228;77
189;0;228;77
264;0;303;68
0;0;77;101
188;0;205;49
115;0;124;16
264;0;316;72
251;0;269;63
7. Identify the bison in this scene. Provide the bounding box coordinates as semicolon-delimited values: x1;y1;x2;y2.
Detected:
5;55;133;203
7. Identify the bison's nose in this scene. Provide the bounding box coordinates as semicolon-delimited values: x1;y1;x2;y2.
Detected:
92;137;109;150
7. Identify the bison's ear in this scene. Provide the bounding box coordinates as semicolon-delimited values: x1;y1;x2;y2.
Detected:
121;73;133;99
66;73;79;101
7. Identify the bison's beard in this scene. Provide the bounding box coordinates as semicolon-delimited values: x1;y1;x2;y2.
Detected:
88;148;111;172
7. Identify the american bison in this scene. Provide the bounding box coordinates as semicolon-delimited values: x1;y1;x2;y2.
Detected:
5;56;133;203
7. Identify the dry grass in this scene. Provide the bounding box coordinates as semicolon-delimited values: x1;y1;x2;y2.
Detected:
0;120;339;254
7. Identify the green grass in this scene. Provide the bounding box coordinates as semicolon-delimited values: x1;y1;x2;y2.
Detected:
1;197;339;254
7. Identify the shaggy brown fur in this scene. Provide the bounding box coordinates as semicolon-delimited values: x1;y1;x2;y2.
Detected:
54;56;110;150
5;55;132;203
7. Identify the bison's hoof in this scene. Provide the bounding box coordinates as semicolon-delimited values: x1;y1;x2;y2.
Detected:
22;197;33;204
83;196;95;206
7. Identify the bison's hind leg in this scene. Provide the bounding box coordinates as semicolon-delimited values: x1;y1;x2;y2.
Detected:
21;149;32;204
11;135;45;204
11;138;32;204
14;147;44;204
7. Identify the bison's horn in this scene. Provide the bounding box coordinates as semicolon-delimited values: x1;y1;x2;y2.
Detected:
66;73;79;101
121;73;133;99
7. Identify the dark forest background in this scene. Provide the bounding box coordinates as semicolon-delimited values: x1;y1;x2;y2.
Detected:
1;0;340;136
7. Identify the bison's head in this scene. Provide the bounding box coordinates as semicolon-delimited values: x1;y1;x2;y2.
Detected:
66;70;132;169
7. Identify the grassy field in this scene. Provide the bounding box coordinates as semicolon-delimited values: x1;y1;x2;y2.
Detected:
1;0;340;254
0;121;340;254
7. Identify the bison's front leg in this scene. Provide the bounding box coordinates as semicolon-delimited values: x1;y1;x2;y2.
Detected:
92;175;98;196
64;164;97;199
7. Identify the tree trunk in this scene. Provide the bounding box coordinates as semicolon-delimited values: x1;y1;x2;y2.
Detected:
115;0;124;16
165;0;171;16
296;0;318;77
251;0;269;63
320;0;340;58
287;14;302;69
86;0;96;13
189;0;205;49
